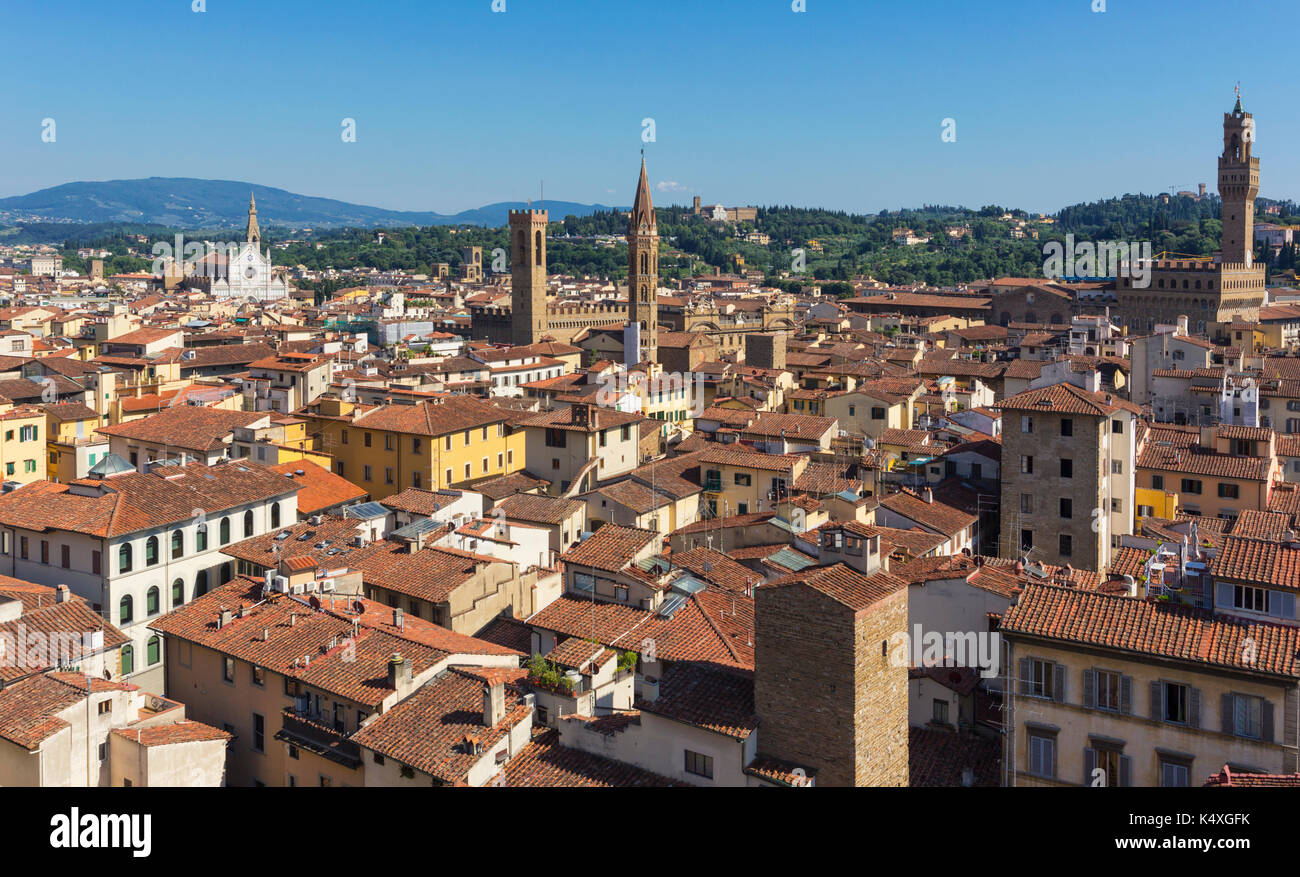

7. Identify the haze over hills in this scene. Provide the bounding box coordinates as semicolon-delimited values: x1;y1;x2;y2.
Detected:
0;178;622;230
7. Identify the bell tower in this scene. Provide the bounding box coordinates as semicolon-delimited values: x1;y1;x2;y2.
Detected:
246;192;261;245
1218;88;1259;266
509;209;548;347
627;155;659;363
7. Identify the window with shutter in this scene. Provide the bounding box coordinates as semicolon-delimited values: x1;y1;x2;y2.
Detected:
1216;581;1234;608
1028;733;1055;779
1160;760;1190;787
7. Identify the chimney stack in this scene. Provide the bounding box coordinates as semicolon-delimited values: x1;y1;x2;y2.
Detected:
217;608;232;629
55;584;70;604
922;487;933;504
393;607;404;630
386;652;413;696
483;680;506;728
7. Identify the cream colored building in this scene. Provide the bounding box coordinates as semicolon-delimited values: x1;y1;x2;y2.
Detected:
1002;582;1300;786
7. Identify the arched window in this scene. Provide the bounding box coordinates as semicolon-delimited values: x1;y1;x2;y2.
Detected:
146;586;159;615
172;578;184;607
219;517;230;545
120;645;134;676
243;510;254;538
145;536;159;566
271;503;281;529
195;570;208;597
146;636;160;666
196;521;208;552
118;544;132;574
119;595;133;624
171;530;183;559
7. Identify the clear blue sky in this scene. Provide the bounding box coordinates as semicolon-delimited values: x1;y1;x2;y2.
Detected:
2;0;1295;215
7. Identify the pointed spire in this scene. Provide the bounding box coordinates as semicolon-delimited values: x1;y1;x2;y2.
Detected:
246;191;261;245
630;154;655;232
1233;82;1243;114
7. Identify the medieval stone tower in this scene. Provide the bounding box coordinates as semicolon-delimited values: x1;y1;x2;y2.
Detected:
1114;92;1266;333
1218;92;1259;266
627;156;659;363
509;208;548;347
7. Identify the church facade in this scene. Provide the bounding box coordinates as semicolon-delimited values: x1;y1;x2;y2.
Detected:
189;194;290;301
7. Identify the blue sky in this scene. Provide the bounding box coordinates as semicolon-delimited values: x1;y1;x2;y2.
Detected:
1;0;1295;215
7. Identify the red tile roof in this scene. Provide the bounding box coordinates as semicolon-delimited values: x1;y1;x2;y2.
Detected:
269;460;367;515
1001;583;1300;678
500;728;688;787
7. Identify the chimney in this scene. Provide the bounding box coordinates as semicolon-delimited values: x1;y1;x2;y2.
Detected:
217;608;232;629
483;680;506;728
572;402;591;428
393;607;404;630
55;584;71;604
961;766;974;788
386;652;413;697
922;487;933;504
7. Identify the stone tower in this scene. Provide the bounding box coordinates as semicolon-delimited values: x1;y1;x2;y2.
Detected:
1114;92;1266;333
627;156;659;363
755;564;909;787
246;193;261;245
509;209;548;347
1218;91;1259;266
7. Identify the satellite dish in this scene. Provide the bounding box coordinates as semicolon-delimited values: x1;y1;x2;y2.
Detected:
353;600;365;614
433;503;441;512
309;596;321;610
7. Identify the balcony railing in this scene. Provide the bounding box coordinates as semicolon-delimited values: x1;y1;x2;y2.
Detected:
276;708;362;768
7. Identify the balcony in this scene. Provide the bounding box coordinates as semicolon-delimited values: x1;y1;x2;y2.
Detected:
276;708;362;769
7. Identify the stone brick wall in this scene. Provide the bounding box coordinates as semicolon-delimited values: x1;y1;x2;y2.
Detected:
854;588;909;786
755;583;910;786
755;584;857;785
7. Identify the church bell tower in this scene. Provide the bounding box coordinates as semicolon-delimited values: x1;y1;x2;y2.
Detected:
627;155;659;363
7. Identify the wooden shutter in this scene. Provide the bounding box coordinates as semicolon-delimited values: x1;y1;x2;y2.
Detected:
1083;669;1096;709
1222;693;1235;735
1053;663;1066;703
1150;681;1163;721
1286;688;1299;747
1019;657;1031;696
1119;755;1132;788
1216;581;1234;608
1275;592;1297;620
1263;699;1275;743
1083;747;1097;786
1120;676;1133;715
1189;687;1202;729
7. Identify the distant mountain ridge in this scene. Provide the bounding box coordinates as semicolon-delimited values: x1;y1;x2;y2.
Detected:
0;178;622;229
